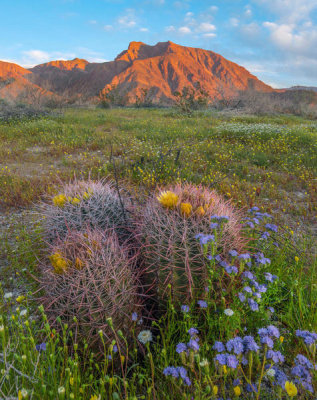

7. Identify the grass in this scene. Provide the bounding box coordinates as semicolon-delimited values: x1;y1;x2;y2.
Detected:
0;107;316;399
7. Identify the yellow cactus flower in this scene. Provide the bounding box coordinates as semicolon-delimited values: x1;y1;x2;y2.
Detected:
234;386;241;396
53;194;67;208
75;257;84;270
196;206;206;216
157;190;178;209
180;202;192;217
285;381;297;397
50;252;69;274
71;197;80;205
213;385;218;395
16;296;25;303
83;191;91;200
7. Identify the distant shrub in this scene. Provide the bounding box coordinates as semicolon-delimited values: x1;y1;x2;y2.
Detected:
39;229;142;350
0;100;53;123
40;180;133;244
98;84;130;108
138;183;245;305
173;82;210;115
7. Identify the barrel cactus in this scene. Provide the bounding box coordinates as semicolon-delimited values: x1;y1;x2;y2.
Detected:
39;229;142;350
139;183;245;305
40;179;133;244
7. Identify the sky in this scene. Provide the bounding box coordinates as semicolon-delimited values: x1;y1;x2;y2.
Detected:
1;0;317;88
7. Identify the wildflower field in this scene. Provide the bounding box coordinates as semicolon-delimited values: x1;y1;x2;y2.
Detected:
0;108;316;399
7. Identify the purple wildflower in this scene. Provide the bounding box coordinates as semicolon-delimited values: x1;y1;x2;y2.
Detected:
227;354;239;369
213;341;225;352
195;234;215;246
226;337;244;355
266;350;285;363
265;223;278;232
35;343;46;352
132;312;138;321
210;222;219;229
176;343;187;354
181;305;189;313
197;300;208;309
188;327;199;336
187;339;200;351
229;250;238;257
248;298;259;311
214;353;227;365
296;330;317;346
243;336;259;353
238;292;246;302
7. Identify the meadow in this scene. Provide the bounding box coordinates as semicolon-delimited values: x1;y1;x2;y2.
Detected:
0;107;316;399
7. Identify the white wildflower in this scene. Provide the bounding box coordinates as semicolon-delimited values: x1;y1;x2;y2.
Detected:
224;308;234;316
137;330;152;344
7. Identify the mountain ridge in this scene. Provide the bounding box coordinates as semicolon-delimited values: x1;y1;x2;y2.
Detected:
0;41;275;104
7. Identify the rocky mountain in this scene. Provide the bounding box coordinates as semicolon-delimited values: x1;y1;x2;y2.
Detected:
286;86;317;93
0;41;275;104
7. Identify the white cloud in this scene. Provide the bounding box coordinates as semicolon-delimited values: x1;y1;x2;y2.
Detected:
103;25;113;31
263;21;317;57
165;25;176;32
179;26;191;34
203;33;217;38
241;22;260;36
209;6;218;12
118;10;137;28
245;5;252;17
252;0;317;23
230;18;239;27
22;50;51;65
139;27;149;32
197;22;216;32
17;48;107;68
88;20;97;25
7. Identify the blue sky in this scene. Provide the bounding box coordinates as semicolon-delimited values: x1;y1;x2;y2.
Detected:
1;0;317;88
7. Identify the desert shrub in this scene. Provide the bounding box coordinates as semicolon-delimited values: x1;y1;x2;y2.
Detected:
40;180;133;243
173;82;210;115
98;84;130;108
138;183;246;305
39;229;142;350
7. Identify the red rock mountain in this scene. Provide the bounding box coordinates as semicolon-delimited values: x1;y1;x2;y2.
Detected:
0;41;274;104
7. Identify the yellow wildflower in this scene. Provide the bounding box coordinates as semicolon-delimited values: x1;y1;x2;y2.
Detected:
53;194;67;208
50;253;69;274
70;377;74;386
213;385;218;395
90;396;100;400
71;197;80;205
157;191;178;209
16;296;25;303
180;202;192;217
295;256;299;263
223;365;228;374
280;336;284;343
234;386;241;396
285;381;297;397
195;206;206;216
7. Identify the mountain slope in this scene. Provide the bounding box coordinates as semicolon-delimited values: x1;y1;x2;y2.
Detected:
0;41;274;104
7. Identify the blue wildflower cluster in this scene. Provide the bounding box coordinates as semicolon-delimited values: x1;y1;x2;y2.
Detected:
163;366;191;386
176;328;200;355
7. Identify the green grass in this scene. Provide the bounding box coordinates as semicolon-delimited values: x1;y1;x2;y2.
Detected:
1;108;316;231
0;108;316;399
